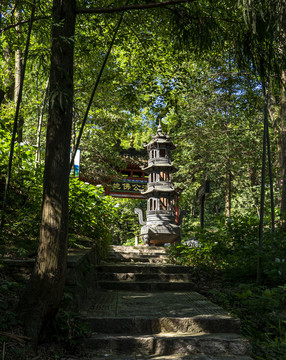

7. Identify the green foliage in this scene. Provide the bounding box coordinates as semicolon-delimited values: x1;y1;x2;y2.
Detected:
108;198;144;245
167;213;286;285
0;140;44;256
69;178;121;257
168;213;286;360
0;280;28;359
54;307;88;350
0;280;22;332
212;284;286;360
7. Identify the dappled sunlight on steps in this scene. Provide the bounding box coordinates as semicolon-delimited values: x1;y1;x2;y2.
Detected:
76;245;253;360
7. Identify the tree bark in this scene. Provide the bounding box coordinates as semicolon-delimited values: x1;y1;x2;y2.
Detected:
225;166;231;218
19;0;76;348
225;56;232;218
14;8;24;143
277;2;286;217
3;47;14;101
35;78;49;165
280;73;286;216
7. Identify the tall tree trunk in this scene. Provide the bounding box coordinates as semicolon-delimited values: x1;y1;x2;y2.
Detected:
3;47;14;101
14;8;24;143
19;0;76;348
225;165;231;217
225;57;233;218
280;73;286;216
35;78;49;165
278;2;286;218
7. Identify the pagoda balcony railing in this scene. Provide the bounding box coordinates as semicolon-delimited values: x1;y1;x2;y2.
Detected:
146;210;176;218
148;181;173;188
148;158;172;165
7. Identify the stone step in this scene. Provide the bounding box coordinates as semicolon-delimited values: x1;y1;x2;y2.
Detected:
107;246;169;264
84;332;252;357
63;354;253;360
107;253;168;264
96;263;191;274
97;280;195;291
75;245;253;360
110;245;168;255
97;272;193;282
82;316;241;335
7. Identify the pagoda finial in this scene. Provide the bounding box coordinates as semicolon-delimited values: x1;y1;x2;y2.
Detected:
157;119;164;137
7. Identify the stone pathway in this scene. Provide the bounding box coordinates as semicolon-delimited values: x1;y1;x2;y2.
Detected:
76;246;253;360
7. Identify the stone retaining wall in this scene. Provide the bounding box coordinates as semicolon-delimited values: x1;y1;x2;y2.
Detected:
2;247;98;310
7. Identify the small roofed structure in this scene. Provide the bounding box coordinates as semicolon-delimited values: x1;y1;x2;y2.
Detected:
135;121;181;245
105;135;148;199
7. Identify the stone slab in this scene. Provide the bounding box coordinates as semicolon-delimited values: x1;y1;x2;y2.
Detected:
97;272;193;282
96;263;192;274
110;245;168;254
98;281;197;291
82;315;240;335
84;333;252;356
81;290;231;318
63;356;253;360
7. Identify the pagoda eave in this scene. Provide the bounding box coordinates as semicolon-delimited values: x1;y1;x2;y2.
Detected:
141;163;176;172
141;187;176;195
147;140;176;150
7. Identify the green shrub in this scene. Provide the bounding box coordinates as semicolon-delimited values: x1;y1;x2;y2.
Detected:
167;213;286;285
69;179;121;257
212;285;286;360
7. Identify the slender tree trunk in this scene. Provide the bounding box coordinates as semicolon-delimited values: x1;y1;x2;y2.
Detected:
3;47;14;101
279;5;286;218
35;78;49;165
225;56;232;218
19;0;76;348
15;8;24;143
280;72;286;216
0;89;4;105
225;165;231;217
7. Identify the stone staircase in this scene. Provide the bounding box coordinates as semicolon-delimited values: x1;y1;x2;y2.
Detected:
78;245;253;360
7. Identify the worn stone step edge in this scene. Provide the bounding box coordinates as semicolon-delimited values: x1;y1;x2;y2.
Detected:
97;281;196;291
108;253;168;259
62;354;253;360
108;251;168;257
80;316;241;335
96;264;192;273
110;245;167;254
106;256;168;264
107;257;169;263
84;332;252;356
107;256;169;262
97;273;193;282
65;355;253;360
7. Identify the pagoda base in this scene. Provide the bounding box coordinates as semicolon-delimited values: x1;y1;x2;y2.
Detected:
140;223;181;246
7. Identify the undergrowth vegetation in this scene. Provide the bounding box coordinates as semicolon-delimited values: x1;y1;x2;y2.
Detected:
0;143;126;259
167;214;286;360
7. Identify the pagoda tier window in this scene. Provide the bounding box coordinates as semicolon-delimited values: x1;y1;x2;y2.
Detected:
159;171;169;181
150;149;157;159
160;197;169;210
149;172;158;182
148;198;158;211
170;199;175;211
159;148;166;158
